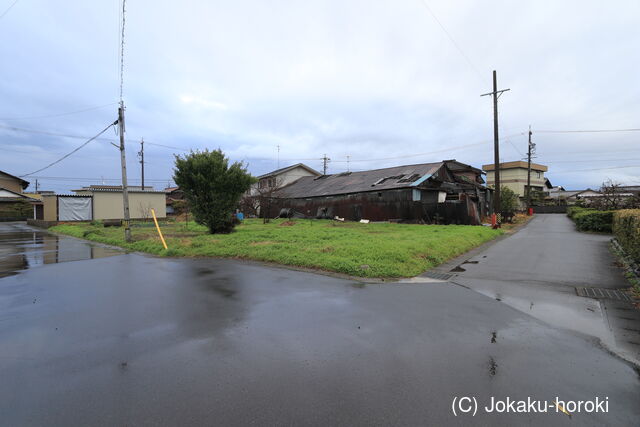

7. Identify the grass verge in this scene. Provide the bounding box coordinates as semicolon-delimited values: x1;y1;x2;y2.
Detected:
51;219;503;278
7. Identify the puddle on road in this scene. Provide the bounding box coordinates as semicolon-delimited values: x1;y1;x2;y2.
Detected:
488;357;498;377
196;267;215;276
450;260;479;273
0;223;122;278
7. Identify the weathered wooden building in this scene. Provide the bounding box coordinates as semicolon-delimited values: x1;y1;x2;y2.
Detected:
269;160;492;225
0;170;35;221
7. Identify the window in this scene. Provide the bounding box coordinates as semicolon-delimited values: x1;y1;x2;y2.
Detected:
536;171;541;179
412;189;421;201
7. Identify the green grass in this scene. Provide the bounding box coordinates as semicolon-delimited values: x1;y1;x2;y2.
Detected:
50;219;502;278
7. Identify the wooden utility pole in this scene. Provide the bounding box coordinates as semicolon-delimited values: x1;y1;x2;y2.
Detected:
322;154;330;175
118;103;132;242
526;126;533;210
138;138;145;190
481;70;510;217
35;179;39;192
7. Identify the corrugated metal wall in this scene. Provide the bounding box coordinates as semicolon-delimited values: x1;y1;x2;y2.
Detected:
269;189;483;224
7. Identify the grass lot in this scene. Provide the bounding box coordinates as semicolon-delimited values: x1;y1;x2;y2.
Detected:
51;219;503;278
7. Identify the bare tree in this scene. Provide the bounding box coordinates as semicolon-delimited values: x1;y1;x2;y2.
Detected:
242;175;286;223
597;179;624;210
138;202;152;221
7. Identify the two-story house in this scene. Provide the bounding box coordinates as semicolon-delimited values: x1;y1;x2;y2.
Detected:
482;161;548;202
251;163;322;196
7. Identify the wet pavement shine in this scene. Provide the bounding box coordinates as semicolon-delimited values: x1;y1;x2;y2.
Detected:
444;214;640;366
0;222;639;426
0;222;121;278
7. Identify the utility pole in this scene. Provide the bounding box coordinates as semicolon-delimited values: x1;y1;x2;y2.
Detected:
276;145;280;169
118;103;132;242
481;70;510;218
526;125;536;211
35;179;39;193
322;154;330;175
346;155;350;172
138;138;145;190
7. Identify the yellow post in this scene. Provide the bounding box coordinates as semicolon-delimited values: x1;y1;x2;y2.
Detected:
151;208;168;249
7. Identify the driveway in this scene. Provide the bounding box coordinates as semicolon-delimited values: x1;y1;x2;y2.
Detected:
442;214;640;364
1;222;639;426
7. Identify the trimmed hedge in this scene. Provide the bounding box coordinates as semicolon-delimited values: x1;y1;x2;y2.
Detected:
613;209;640;264
567;207;614;232
567;206;585;219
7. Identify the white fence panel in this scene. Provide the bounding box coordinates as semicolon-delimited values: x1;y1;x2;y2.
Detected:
58;197;92;221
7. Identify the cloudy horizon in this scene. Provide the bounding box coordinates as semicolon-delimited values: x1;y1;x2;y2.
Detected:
1;0;638;193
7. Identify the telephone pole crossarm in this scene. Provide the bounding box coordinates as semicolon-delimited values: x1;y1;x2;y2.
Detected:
480;88;510;97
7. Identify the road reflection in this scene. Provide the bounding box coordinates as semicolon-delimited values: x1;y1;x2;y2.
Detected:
0;222;122;278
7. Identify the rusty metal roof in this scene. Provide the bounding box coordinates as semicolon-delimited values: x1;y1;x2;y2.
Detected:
274;162;444;198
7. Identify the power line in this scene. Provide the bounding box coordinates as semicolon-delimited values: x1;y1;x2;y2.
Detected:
119;0;126;103
552;165;640;174
20;121;118;177
0;0;20;20
534;128;640;133
0;103;118;121
506;137;524;158
330;134;522;164
0;123;118;140
417;0;483;81
145;141;189;151
546;158;640;164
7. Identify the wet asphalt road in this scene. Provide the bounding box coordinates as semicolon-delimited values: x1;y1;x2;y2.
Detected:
446;214;640;364
0;221;639;426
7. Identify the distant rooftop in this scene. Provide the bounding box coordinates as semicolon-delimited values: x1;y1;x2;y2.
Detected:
258;163;322;179
72;185;163;193
483;161;548;172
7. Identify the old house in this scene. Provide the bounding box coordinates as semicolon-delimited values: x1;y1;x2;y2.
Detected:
251;163;321;195
269;160;491;224
243;163;322;217
0;170;36;221
0;170;29;194
164;186;184;215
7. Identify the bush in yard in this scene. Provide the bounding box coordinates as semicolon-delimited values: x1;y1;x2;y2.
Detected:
173;149;256;234
499;186;519;221
567;206;587;219
572;209;614;233
613;209;640;265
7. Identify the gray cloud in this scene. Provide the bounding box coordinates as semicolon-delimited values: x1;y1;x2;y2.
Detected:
1;0;638;192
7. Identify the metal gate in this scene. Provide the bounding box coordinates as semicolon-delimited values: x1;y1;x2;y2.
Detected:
533;205;567;214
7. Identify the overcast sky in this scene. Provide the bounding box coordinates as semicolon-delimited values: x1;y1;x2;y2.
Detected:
1;0;638;192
